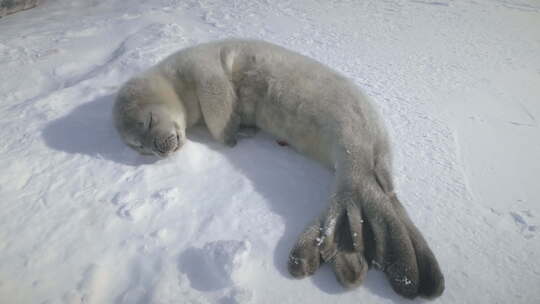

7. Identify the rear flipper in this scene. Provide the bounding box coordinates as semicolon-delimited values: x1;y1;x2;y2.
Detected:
287;220;321;278
372;154;445;298
360;190;444;298
287;171;444;299
330;200;368;288
386;195;445;298
288;195;368;287
361;198;421;298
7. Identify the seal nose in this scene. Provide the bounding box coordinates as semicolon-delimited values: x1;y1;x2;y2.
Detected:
153;133;179;156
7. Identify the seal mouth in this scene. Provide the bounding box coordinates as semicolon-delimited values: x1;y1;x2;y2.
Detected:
173;133;181;152
152;133;181;157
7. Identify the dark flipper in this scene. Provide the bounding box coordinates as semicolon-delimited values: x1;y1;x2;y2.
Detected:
288;220;322;278
373;154;445;298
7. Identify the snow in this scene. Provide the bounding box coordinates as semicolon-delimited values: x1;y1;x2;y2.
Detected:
1;0;539;303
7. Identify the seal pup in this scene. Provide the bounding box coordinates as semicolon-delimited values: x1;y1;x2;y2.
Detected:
113;39;444;299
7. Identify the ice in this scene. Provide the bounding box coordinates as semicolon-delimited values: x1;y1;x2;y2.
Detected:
1;0;539;303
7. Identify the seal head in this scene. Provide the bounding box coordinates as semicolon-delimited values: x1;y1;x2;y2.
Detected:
113;78;186;158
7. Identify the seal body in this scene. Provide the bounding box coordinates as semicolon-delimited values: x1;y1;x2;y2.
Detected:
114;39;444;299
161;40;384;168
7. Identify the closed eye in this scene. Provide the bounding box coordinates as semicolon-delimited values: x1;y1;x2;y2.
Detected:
127;142;143;150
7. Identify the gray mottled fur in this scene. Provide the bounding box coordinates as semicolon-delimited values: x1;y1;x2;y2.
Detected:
113;39;444;299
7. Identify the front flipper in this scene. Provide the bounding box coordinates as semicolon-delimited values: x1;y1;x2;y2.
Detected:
194;69;240;147
237;126;259;139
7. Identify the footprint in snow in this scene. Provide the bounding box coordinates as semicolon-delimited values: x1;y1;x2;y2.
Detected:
111;192;148;221
178;240;251;292
509;210;537;239
150;187;180;209
219;287;254;304
111;188;179;221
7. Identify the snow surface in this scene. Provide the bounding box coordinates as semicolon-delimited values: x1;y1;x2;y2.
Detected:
1;0;540;303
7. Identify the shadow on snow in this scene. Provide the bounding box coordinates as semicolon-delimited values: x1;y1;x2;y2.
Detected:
41;94;407;302
42;94;156;166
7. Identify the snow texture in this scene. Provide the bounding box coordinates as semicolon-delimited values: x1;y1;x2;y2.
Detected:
1;0;539;303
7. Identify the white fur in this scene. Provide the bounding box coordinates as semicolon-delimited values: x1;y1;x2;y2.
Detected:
113;39;444;299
